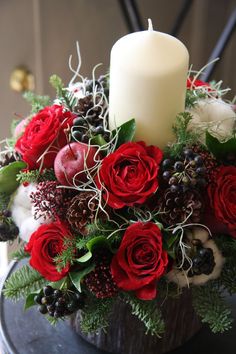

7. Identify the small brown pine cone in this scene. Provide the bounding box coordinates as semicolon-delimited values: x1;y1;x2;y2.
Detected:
74;94;106;126
67;191;99;235
159;188;204;225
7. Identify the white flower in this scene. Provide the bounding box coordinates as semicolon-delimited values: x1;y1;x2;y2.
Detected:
188;98;235;140
11;183;52;242
166;228;225;287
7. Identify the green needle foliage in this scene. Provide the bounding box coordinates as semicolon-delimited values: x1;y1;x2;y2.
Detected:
16;168;56;184
23;91;50;114
3;265;47;301
80;295;114;334
124;294;165;337
215;235;236;294
192;282;233;333
10;247;29;262
166;112;200;158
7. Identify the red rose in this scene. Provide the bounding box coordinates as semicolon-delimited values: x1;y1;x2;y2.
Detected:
15;105;74;170
208;165;236;237
25;220;71;281
97;142;163;208
187;77;211;90
111;222;168;300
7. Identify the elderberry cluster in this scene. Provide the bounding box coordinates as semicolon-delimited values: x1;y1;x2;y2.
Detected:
181;240;215;277
161;148;207;192
35;286;86;318
0;210;19;242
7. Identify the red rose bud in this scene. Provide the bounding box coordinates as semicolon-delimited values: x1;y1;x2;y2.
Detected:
25;220;72;281
187;77;211;90
15;105;75;170
208;165;236;238
111;222;168;300
96;141;163;209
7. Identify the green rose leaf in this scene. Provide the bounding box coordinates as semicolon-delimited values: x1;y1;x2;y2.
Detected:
69;264;95;292
163;232;179;259
86;236;110;252
77;251;92;263
24;290;41;310
112;118;136;148
205;131;236;161
0;161;27;195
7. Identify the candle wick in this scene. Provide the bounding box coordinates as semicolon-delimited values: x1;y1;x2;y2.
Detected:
148;18;153;31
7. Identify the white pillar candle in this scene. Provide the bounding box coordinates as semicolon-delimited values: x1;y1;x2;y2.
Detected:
109;19;189;148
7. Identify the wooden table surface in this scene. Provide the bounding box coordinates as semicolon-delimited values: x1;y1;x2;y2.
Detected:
0;261;236;354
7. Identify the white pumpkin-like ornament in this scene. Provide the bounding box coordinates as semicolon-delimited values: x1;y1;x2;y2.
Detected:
166;227;225;287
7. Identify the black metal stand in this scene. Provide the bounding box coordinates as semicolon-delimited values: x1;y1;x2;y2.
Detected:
200;7;236;82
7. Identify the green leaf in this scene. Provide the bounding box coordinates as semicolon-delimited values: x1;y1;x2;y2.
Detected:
24;291;40;310
90;134;107;147
86;236;110;252
112;119;136;148
69;264;95;292
77;251;92;263
205;131;236;160
0;161;27;194
163;232;179;259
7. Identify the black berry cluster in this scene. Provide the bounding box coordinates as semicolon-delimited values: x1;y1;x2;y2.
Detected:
180;239;215;277
0;210;19;242
161;148;207;191
35;286;86;318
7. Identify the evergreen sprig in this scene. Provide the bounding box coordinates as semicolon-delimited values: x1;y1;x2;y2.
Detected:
10;247;29;262
49;75;73;110
54;236;77;272
16;168;56;184
80;295;114;334
215;235;236;294
124;294;165;337
192;282;233;333
166;112;200;158
3;265;47;301
185;89;207;108
23;91;50;114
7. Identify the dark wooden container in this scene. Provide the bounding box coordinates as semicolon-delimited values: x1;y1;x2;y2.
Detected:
70;289;202;354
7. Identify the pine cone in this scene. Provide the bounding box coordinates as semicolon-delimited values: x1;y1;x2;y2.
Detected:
67;192;99;235
159;188;203;225
74;94;106;127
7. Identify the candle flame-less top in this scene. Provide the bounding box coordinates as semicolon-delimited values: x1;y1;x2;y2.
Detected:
109;20;189;148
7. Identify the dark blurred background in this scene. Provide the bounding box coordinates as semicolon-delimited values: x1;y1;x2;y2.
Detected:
0;0;235;139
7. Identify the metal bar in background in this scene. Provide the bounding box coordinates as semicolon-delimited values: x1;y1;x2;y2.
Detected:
171;0;194;37
200;7;236;82
118;0;144;33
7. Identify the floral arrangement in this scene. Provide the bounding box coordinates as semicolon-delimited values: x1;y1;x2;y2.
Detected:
1;51;236;337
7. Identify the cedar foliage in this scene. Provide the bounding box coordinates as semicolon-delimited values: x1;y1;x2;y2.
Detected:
3;265;47;301
124;294;165;337
80;295;114;333
192;282;233;333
